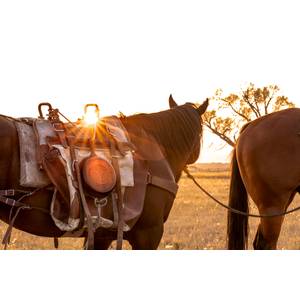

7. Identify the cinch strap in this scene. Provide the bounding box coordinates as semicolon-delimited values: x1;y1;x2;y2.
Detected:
146;173;178;195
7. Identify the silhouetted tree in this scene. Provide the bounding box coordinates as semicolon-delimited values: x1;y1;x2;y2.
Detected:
203;83;295;147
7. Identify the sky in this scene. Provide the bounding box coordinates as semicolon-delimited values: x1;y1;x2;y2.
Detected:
0;0;300;162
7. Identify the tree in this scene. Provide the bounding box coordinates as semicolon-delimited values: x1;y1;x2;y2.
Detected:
203;83;295;147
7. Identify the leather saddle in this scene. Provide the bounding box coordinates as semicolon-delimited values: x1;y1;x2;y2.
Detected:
32;116;178;233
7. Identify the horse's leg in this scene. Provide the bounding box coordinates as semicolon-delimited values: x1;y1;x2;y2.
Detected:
83;230;114;250
252;189;297;250
127;224;164;250
253;205;285;250
93;237;113;250
124;185;173;250
253;217;284;250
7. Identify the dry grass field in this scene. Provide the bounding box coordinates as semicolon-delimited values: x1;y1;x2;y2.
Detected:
1;163;300;250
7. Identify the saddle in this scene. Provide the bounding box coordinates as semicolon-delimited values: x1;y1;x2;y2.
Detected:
14;104;179;249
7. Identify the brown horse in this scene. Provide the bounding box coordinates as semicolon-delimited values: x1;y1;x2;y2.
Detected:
227;108;300;249
0;96;208;249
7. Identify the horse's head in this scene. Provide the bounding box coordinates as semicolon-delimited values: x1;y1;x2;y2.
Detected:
120;96;208;180
168;94;209;165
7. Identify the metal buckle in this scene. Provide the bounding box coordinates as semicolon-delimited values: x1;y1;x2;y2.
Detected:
94;197;108;207
0;189;15;196
146;172;152;184
52;122;65;132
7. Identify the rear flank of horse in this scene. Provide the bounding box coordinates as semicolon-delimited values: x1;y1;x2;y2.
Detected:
227;108;300;249
0;116;18;193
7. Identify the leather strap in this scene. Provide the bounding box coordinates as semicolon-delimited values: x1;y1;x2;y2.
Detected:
52;122;68;148
54;237;59;249
0;190;16;196
0;196;30;208
68;136;94;250
0;189;38;196
110;142;124;250
146;173;178;195
2;206;30;249
0;188;50;249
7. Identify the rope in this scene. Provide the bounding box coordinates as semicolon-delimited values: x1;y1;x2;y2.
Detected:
184;167;300;218
57;110;77;126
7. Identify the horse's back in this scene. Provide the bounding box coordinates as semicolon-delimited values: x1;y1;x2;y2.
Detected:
0;116;19;187
0;115;18;140
236;108;300;200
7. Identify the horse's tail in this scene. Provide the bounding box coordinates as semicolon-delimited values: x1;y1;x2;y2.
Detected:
227;148;249;250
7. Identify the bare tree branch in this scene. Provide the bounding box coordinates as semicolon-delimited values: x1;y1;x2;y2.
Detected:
204;122;236;147
220;98;251;122
242;91;261;118
204;84;294;148
264;89;275;114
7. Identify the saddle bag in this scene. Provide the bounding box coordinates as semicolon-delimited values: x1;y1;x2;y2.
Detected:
81;155;117;197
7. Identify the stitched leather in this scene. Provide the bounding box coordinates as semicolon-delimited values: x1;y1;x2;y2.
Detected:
146;174;178;195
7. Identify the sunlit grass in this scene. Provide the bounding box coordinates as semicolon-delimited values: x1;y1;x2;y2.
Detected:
1;163;300;250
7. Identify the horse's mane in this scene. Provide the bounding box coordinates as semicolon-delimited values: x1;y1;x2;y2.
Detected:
122;104;203;160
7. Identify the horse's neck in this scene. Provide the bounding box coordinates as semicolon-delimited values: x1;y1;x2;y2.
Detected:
122;117;196;181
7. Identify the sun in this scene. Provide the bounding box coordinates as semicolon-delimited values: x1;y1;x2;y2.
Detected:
83;111;99;126
82;104;100;126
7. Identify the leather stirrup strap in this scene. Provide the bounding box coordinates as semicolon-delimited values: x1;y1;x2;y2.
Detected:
68;137;94;250
54;237;59;249
110;141;124;250
52;122;68;148
75;157;94;250
2;206;30;249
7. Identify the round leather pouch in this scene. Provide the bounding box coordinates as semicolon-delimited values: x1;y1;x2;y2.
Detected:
81;156;117;195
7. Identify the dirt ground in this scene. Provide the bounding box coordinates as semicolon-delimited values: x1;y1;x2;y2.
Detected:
1;163;300;250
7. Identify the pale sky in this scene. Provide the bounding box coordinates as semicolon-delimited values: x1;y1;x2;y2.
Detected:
0;0;299;162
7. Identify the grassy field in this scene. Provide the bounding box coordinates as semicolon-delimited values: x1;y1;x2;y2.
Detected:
1;163;300;250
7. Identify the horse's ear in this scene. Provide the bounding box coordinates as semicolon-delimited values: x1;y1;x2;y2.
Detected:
197;98;209;115
169;94;178;108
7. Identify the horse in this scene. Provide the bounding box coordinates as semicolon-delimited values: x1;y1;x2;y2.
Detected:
0;95;208;249
227;107;300;249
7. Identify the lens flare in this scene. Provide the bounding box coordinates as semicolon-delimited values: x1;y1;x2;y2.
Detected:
83;111;99;126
